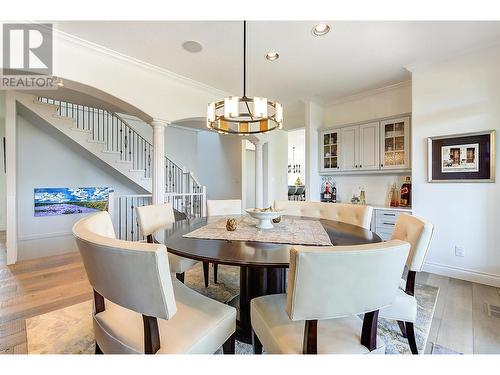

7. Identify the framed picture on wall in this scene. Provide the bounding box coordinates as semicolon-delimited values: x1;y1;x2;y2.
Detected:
428;130;495;182
34;187;110;217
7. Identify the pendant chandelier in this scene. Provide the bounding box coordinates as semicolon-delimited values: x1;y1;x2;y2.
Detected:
206;21;283;135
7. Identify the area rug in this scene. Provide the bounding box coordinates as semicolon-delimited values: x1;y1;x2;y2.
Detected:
26;264;438;354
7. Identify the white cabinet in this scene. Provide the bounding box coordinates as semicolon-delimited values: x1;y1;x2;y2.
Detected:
380;117;410;170
340;125;358;171
319;115;411;174
359;122;380;170
340;122;379;171
372;208;412;241
319;129;341;172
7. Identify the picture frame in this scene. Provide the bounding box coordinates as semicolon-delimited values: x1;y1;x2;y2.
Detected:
428;130;495;183
34;187;110;217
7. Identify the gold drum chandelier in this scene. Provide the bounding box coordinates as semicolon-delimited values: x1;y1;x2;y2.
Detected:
207;21;283;135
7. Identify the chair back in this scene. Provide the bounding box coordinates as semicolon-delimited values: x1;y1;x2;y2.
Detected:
136;203;175;236
207;199;242;216
274;200;373;229
286;240;409;321
73;212;177;320
391;214;435;272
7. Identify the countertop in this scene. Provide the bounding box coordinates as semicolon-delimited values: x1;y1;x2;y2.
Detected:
369;205;412;212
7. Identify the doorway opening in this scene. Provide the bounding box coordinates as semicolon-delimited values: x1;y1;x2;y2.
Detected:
287;129;305;201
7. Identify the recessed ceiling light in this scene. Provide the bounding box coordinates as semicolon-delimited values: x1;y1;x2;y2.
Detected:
312;23;331;36
265;51;279;61
182;41;203;53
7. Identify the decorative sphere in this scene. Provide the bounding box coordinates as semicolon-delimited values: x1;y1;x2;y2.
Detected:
226;218;237;231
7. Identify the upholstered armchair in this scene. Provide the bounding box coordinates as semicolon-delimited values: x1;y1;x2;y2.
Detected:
136;203;199;284
205;199;242;286
73;211;236;354
250;240;410;354
274;200;373;230
379;214;435;354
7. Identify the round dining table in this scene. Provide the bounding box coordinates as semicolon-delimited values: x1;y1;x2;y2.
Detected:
157;215;382;344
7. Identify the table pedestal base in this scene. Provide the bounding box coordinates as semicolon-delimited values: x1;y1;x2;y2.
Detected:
231;266;286;344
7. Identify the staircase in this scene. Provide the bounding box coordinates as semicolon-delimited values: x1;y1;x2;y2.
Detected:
15;93;203;195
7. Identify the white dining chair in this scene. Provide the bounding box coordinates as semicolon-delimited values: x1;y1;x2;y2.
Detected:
274;200;373;230
379;214;435;354
250;240;410;354
73;211;236;354
204;199;242;286
136;203;199;284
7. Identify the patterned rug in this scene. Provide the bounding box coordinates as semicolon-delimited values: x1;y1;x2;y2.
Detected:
26;263;439;354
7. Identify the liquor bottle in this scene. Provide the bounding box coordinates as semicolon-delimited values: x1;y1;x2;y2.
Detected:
400;176;412;207
390;183;399;207
332;182;337;203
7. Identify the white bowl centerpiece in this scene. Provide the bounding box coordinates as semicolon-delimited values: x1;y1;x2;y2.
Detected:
245;206;285;229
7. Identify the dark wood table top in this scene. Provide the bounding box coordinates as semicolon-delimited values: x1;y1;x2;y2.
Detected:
157;215;382;268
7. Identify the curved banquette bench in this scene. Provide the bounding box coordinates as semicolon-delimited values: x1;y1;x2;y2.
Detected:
274;200;373;230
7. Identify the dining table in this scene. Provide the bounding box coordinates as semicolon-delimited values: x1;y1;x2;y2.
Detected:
157;215;382;344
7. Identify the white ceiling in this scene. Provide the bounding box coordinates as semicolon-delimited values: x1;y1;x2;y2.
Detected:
54;21;500;110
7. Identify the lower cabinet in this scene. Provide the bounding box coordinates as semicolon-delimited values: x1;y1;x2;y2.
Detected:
371;208;412;241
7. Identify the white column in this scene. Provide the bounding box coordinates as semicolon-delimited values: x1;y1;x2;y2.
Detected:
254;140;264;208
5;92;17;264
151;119;169;205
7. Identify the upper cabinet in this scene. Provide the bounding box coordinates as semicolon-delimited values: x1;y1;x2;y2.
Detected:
359;122;380;170
380;117;410;170
319;115;410;174
320;129;340;171
340;125;358;171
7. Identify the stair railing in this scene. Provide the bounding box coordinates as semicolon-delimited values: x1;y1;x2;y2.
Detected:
113;190;206;241
38;97;202;194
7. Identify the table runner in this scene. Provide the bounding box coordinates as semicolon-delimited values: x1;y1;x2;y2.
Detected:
183;217;333;246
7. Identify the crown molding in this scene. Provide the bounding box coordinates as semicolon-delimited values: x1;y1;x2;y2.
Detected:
325;80;412;107
30;22;231;99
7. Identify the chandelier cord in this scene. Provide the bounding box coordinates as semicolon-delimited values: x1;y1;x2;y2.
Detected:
243;20;246;97
243;20;254;120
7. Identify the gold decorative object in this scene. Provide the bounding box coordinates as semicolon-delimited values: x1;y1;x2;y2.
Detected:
226;218;238;231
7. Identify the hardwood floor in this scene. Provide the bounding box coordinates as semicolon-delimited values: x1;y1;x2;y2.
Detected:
0;232;499;354
0;234;92;354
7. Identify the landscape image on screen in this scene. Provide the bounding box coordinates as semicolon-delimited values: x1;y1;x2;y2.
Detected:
34;187;109;217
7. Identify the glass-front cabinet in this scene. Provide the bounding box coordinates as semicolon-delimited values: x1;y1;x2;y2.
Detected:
320;129;340;172
380;117;410;170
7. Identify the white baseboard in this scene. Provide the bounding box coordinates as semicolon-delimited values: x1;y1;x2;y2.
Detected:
423;261;500;288
18;231;73;241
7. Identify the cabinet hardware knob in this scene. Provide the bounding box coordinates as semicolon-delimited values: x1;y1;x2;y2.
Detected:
360;165;362;168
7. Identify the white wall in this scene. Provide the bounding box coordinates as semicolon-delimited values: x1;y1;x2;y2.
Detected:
287;129;306;186
305;101;324;201
196;132;242;200
0;91;6;230
265;130;289;206
411;46;500;287
321;82;412;205
16;114;143;260
324;82;412;126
